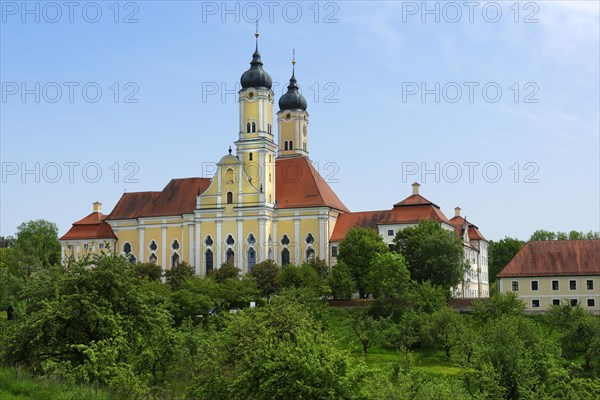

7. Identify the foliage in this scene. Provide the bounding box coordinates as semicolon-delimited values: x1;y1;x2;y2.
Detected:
463;314;562;399
338;227;388;298
530;229;600;241
278;263;320;292
422;306;464;360
249;259;280;299
366;252;411;301
382;310;427;351
488;237;525;283
348;308;389;353
393;220;467;292
472;291;525;323
209;262;240;283
328;261;355;300
165;261;194;289
134;262;163;282
13;220;61;273
186;301;365;400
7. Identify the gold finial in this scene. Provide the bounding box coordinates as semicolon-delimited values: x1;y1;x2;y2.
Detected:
292;48;296;66
255;20;259;39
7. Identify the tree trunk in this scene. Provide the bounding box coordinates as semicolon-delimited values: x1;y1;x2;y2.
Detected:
362;339;369;353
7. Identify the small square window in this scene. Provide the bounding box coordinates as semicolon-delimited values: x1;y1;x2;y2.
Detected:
531;281;538;291
552;299;560;306
570;299;578;307
552;280;559;290
511;281;519;291
99;243;105;249
331;246;338;258
387;229;394;236
587;299;595;307
83;243;89;249
586;280;594;290
531;299;540;308
569;280;576;290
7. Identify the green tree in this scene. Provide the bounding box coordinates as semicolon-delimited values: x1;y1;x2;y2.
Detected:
187;301;365;400
13;219;61;272
530;229;557;241
209;262;239;283
135;262;163;281
423;306;463;360
328;261;355;300
472;291;525;323
249;259;280;300
382;310;426;352
348;308;389;353
338;227;388;298
488;237;525;283
0;235;15;248
165;261;194;289
393;220;467;292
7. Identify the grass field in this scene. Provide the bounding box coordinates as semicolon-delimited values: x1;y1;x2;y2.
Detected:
0;368;110;400
323;307;461;377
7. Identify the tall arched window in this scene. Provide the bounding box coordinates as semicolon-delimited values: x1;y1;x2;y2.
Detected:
284;141;289;151
281;248;290;266
226;191;233;204
171;252;180;269
247;248;256;270
226;248;235;265
148;253;157;264
205;249;214;274
251;122;256;132
289;141;293;149
123;242;132;254
306;248;315;262
246;122;251;133
249;153;253;161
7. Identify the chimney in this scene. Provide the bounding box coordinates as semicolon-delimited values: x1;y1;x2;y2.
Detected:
412;182;421;195
455;207;461;217
93;201;102;213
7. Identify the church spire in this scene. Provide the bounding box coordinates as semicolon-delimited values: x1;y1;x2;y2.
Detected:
279;49;307;111
241;22;272;89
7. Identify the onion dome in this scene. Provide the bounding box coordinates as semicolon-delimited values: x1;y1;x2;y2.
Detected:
240;26;272;90
278;53;307;111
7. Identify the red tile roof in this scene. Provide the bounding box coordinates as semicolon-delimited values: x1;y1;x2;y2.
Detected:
449;216;487;242
497;240;600;278
60;212;117;241
330;191;454;242
330;210;390;242
106;178;211;220
275;157;349;212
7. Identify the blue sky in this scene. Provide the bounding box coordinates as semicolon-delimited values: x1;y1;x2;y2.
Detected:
1;1;599;241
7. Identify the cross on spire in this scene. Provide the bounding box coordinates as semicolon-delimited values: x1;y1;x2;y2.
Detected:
254;20;260;51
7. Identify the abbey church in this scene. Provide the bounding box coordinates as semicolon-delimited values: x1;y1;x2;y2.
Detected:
60;32;490;298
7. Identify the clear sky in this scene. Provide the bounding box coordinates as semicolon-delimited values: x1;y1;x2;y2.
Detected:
1;1;599;241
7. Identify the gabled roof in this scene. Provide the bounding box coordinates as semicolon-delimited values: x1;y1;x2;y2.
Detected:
275;157;349;212
449;215;487;242
497;240;600;278
60;212;117;241
330;210;390;242
107;178;211;220
393;194;439;208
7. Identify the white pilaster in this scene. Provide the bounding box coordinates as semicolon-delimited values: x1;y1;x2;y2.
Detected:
195;222;201;275
294;218;300;265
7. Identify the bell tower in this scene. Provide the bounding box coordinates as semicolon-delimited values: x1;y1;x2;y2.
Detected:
234;24;277;206
277;51;309;158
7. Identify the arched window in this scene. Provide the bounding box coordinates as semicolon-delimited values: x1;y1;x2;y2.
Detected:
246;122;251;133
226;191;233;204
305;233;315;244
123;242;132;254
249;153;253;161
226;235;235;246
226;248;235;265
128;253;137;263
247;233;256;245
204;235;214;247
149;240;158;251
171;252;180;268
281;248;290;266
281;235;290;246
247;248;256;270
226;168;234;184
306;248;315;262
251;122;256;133
148;253;157;264
289;140;293;149
171;239;180;250
284;141;289;151
205;249;214;274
